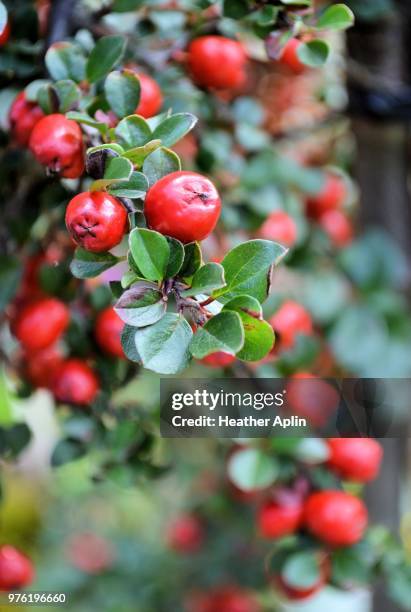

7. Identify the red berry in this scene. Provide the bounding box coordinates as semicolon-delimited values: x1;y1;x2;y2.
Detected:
135;73;163;118
279;39;306;75
66;533;114;574
188;36;247;90
95;307;125;359
0;546;34;591
201;352;236;368
327;438;383;483
319;209;353;248
0;21;10;46
51;359;99;406
306;174;346;219
258;499;303;539
9;92;45;146
274;555;329;601
29;113;84;179
257;211;297;247
286;374;339;428
65;191;128;253
303;491;368;546
269;301;313;350
167;514;204;554
25;345;64;389
145;171;221;242
187;586;261;612
13;298;69;351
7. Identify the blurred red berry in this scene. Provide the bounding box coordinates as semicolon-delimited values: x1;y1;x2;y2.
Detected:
29;113;84;179
95;307;125;359
9;92;45;147
0;20;10;46
0;546;34;591
319;209;353;247
167;514;204;554
304;491;368;546
135;72;163;118
269;300;313;350
257;211;297;247
13;298;69;351
188;36;247;90
51;359;99;406
187;586;261;612
306;174;346;219
65;192;128;253
286;374;339;428
327;438;383;483
25;345;64;389
201;352;236;368
279;38;306;74
258;498;303;539
66;533;114;574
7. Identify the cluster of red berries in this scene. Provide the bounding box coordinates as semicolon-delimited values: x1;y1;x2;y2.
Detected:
307;173;353;247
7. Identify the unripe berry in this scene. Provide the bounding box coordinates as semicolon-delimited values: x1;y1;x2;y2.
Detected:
9;92;45;146
166;514;204;554
65;191;128;253
0;21;10;46
95;307;125;359
29;114;84;179
257;211;297;247
25;345;64;389
258;499;303;539
201;352;236;368
269;301;313;351
306;174;346;219
145;171;221;242
279;39;306;74
135;73;163;118
303;491;368;546
13;298;69;351
188;36;247;90
51;359;99;406
319;209;353;248
327;438;383;483
0;546;34;591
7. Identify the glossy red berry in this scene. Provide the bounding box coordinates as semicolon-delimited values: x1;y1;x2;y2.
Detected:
306;174;346;219
269;301;313;350
9;92;45;146
29;113;84;179
167;514;204;554
274;555;329;601
65;191;128;253
201;352;236;368
0;546;34;591
135;73;163;118
319;209;353;248
187;586;261;612
258;499;303;539
258;211;297;247
303;491;368;546
95;307;125;359
0;21;10;46
145;171;221;242
188;36;247;90
327;438;383;483
13;298;69;351
25;345;64;389
51;359;99;406
279;39;306;74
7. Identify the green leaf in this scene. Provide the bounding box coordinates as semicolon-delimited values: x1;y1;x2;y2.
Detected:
91;156;133;191
86;35;126;83
112;0;144;11
152;113;198;147
25;79;51;102
332;546;372;586
115;115;152;149
223;0;250;18
0;368;13;426
51;439;86;467
135;313;192;374
37;85;55;114
165;237;184;278
0;256;22;312
216;239;288;303
121;325;141;362
182;262;225;297
70;248;119;279
52;80;81;113
189;311;244;359
108;171;148;199
316;4;355;30
122;139;162;166
180;242;202;277
0;2;7;35
129;228;170;281
142;146;181;186
223;296;274;361
45;42;86;82
88;143;125;156
282;552;322;590
227;447;278;492
0;424;32;458
294;439;330;464
104;70;141;118
115;282;167;327
66;111;108;137
297;40;330;68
